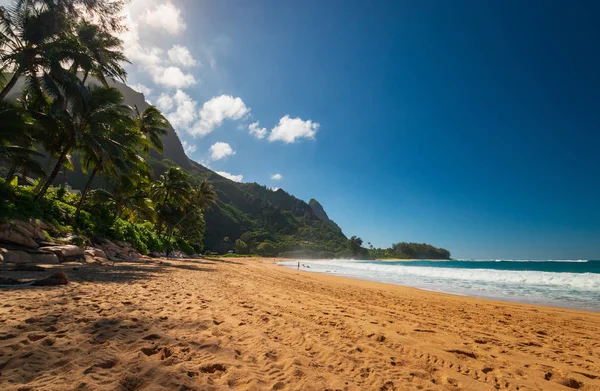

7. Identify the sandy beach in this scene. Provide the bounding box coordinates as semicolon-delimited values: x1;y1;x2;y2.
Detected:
1;257;600;391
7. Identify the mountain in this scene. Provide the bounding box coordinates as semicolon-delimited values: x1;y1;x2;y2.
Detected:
6;77;347;253
108;81;349;253
308;198;341;231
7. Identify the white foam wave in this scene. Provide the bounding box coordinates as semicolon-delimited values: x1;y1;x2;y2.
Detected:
280;260;600;310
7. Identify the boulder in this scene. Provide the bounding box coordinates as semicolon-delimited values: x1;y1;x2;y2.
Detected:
13;220;46;241
85;248;107;259
0;229;39;249
3;250;33;264
29;253;59;265
38;245;84;258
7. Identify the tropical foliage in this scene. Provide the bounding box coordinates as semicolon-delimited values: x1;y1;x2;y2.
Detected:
367;242;451;260
0;0;215;254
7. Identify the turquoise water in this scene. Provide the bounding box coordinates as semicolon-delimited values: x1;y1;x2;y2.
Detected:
279;259;600;311
373;259;600;274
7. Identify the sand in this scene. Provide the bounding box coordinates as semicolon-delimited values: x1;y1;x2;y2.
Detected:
1;257;599;391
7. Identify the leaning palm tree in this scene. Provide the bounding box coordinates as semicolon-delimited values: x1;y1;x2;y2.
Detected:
88;167;155;222
0;0;69;100
0;0;128;100
30;70;134;201
0;99;44;180
134;105;169;154
168;180;217;232
73;88;140;220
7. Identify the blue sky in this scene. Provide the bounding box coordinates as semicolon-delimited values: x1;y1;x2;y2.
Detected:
121;0;600;259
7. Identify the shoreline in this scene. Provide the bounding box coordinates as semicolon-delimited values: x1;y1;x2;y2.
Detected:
1;257;599;390
274;258;599;315
276;258;600;313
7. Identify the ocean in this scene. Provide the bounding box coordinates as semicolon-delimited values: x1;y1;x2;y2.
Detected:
279;259;600;311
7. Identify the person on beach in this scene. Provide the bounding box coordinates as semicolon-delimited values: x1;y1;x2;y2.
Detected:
297;261;300;270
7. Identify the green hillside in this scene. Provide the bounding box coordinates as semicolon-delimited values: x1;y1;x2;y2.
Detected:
69;80;348;255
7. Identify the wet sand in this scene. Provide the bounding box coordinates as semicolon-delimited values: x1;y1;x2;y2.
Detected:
1;257;599;390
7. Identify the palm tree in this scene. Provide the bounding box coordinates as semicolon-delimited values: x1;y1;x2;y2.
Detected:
151;167;193;234
0;99;44;180
90;172;155;222
169;180;217;229
68;20;128;85
190;180;217;211
0;0;128;100
158;178;217;257
0;0;69;100
29;71;134;201
74;87;139;220
134;105;169;154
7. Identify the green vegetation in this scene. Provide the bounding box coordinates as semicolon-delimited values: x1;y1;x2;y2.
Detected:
366;242;451;260
0;0;215;254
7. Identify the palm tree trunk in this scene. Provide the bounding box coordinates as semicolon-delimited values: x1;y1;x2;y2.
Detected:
0;70;22;100
35;155;54;191
34;146;70;201
75;165;99;220
82;70;89;84
157;190;170;235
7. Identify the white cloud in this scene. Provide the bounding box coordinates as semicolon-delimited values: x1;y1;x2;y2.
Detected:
152;66;196;89
144;1;186;35
190;95;250;137
216;171;243;183
162;90;198;130
168;45;198;67
248;121;267;139
270;187;280;192
156;93;174;112
209;142;235;161
121;27;163;69
181;140;196;155
131;83;152;96
268;115;319;143
271;173;283;181
120;1;196;90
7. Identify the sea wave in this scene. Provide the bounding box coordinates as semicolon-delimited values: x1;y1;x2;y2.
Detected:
490;259;589;263
288;260;600;291
279;259;600;310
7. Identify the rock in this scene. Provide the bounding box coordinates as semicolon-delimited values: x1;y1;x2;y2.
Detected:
29;253;59;265
0;229;39;249
32;272;69;286
85;248;107;259
3;250;33;264
94;240;140;263
38;245;84;258
13;220;45;241
30;218;50;230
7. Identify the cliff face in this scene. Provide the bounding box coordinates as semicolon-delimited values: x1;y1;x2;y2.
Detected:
106;80;193;170
309;198;342;232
